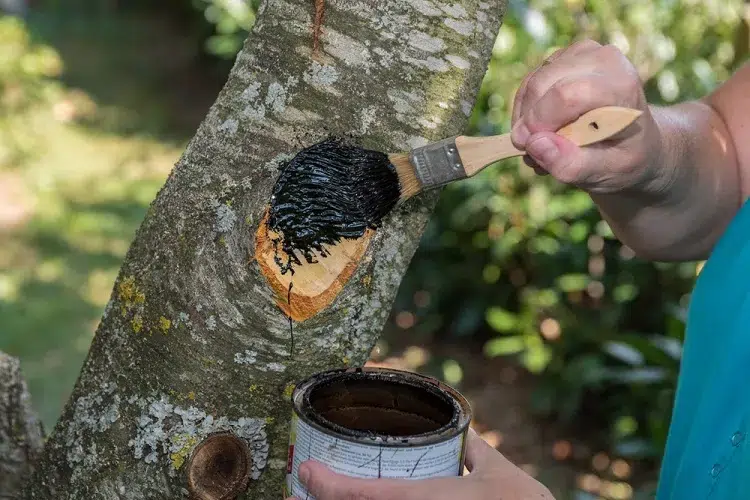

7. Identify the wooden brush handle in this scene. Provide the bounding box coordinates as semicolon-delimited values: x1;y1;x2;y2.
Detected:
455;106;643;177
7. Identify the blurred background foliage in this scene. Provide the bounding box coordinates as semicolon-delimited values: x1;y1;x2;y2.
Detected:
192;0;260;57
390;0;747;463
0;0;747;497
0;15;63;166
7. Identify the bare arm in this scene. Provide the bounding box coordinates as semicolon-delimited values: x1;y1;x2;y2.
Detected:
593;62;750;261
510;41;750;262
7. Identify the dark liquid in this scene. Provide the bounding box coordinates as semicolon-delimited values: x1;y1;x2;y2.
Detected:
267;138;400;274
308;377;455;437
287;281;294;357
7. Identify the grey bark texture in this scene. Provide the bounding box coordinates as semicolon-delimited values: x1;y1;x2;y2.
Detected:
0;351;44;498
19;0;506;498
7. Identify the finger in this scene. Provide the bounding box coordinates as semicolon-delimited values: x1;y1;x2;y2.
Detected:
510;68;609;149
524;130;615;188
511;51;558;125
511;39;601;125
532;165;549;176
511;49;563;125
298;461;379;500
553;38;603;61
298;460;474;500
298;460;409;500
514;44;640;150
522;73;630;142
463;427;509;472
511;40;600;125
522;155;548;174
512;50;611;148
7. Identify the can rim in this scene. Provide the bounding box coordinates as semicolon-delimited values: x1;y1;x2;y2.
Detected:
290;366;472;447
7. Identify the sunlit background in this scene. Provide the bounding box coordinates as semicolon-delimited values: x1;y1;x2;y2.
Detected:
0;1;747;498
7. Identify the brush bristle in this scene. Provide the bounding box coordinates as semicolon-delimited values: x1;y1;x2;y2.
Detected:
388;153;422;200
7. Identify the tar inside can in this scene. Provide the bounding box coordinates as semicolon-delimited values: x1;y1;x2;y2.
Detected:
284;367;472;499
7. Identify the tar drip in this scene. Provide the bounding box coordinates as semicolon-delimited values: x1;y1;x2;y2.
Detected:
266;138;400;356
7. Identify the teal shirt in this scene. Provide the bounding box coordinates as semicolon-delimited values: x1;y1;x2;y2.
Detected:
657;198;750;499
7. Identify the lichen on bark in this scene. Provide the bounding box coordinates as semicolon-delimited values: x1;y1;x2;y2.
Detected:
21;0;506;498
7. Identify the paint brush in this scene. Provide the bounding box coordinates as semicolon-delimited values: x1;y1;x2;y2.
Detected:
260;106;642;277
388;106;642;202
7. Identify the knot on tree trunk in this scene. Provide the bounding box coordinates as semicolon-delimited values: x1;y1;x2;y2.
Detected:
187;431;253;500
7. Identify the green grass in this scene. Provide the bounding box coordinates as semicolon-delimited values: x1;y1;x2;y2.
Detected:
0;113;179;428
0;7;222;429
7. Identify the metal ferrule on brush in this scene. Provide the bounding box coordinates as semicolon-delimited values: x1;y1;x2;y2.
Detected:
408;136;468;190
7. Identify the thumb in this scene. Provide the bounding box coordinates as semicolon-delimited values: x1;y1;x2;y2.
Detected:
524;131;591;186
295;459;468;500
463;427;513;473
296;460;398;500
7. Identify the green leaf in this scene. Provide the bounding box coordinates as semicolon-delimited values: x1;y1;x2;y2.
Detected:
529;288;559;308
595;219;615;238
484;336;525;357
605;367;669;384
614;415;638;438
569;221;589;243
613;283;638;302
603;341;644;366
615;438;655;459
649;335;682;361
442;359;463;385
522;342;553;373
485;307;517;332
529;235;560;254
482;264;501;284
556;273;590;292
522;335;553;373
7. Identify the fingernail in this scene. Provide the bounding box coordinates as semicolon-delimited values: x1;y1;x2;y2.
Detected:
298;463;311;486
527;136;558;164
524;155;548;175
512;122;530;146
522;154;539;169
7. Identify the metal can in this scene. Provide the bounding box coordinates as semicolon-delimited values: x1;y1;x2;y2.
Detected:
283;366;472;499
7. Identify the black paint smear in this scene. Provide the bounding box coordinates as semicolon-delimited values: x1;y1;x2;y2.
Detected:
357;449;383;469
409;449;430;477
267;137;400;273
287;281;294;358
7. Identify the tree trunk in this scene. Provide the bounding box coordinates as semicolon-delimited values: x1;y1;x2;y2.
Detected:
0;352;44;498
21;0;506;497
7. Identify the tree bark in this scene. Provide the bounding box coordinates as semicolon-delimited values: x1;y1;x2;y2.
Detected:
21;0;506;497
0;351;44;498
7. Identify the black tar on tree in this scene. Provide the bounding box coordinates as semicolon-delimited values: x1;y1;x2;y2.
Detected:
267;137;400;274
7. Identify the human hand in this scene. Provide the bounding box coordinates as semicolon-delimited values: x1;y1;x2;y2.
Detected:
285;428;555;500
511;40;668;196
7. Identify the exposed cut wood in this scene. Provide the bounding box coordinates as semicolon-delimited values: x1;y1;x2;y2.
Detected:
255;208;374;321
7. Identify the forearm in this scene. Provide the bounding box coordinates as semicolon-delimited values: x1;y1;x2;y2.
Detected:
592;100;742;262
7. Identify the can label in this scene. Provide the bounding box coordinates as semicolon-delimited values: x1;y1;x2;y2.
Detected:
285;412;465;499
